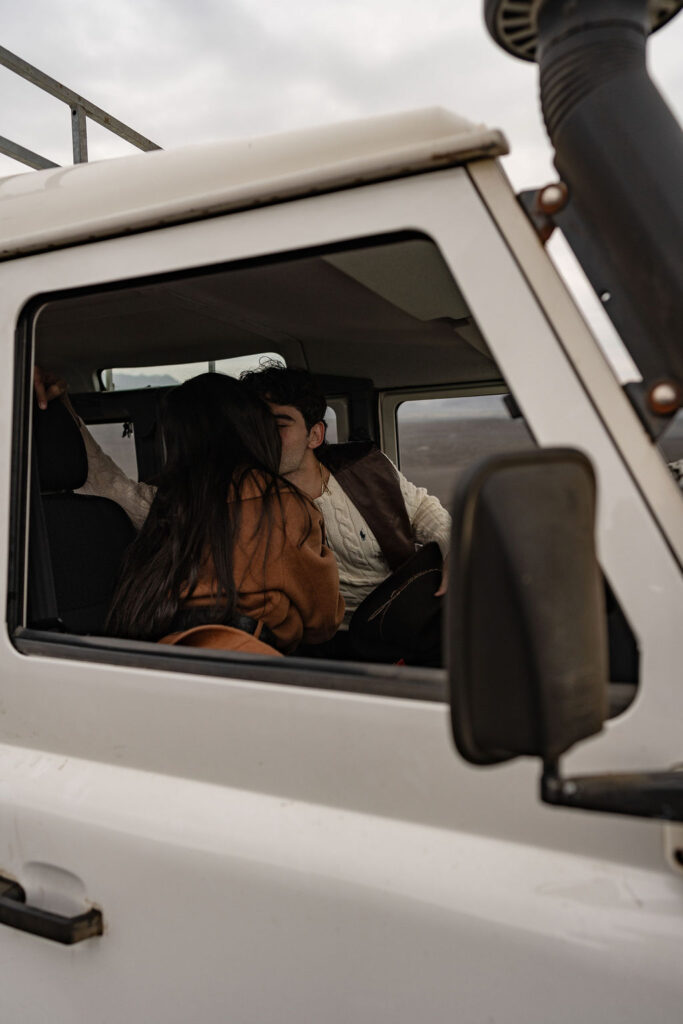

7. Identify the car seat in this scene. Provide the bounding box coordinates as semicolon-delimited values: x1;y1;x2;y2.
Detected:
30;400;136;634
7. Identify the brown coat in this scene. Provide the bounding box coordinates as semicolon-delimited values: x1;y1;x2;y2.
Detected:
178;471;344;653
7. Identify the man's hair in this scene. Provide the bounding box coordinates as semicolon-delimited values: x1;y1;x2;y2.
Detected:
241;363;327;431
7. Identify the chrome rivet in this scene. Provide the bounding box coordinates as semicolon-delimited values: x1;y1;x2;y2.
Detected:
538;182;569;215
648;380;681;416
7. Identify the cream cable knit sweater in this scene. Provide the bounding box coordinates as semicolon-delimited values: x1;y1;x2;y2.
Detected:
312;469;450;619
76;421;451;617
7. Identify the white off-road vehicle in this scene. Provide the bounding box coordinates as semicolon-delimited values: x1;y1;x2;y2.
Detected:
0;1;681;1020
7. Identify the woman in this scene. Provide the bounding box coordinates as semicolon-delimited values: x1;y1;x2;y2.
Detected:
106;373;344;655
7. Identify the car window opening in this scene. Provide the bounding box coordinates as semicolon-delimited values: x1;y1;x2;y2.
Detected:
17;234;639;708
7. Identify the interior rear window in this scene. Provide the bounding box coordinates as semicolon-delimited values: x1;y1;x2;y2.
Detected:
102;353;285;391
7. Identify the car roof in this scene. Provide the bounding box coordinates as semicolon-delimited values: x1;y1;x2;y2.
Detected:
0;107;507;259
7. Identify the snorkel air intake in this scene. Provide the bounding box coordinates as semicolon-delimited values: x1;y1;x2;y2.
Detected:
485;0;683;430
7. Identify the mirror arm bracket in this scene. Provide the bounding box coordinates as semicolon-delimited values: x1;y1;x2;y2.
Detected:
541;762;683;822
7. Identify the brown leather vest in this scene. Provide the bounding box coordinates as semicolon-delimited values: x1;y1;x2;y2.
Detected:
316;443;415;571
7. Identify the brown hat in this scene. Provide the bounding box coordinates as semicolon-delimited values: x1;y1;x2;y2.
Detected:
348;542;444;666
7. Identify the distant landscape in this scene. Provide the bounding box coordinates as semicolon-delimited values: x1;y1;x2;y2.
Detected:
400;416;682;506
398;417;535;507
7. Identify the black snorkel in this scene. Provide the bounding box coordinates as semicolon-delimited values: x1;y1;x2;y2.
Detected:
485;0;683;435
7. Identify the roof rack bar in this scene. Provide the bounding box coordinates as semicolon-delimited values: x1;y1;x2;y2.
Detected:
71;105;88;164
0;45;161;167
0;135;59;170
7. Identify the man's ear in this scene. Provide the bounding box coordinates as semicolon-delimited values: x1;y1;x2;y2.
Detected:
307;421;326;450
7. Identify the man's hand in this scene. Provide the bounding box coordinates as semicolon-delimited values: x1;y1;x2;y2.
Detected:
434;553;449;597
34;366;67;410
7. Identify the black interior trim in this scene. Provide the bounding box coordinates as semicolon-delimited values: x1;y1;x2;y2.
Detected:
314;375;378;443
7;313;34;634
13;628;448;703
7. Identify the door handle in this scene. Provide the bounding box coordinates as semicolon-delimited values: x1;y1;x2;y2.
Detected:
0;874;103;945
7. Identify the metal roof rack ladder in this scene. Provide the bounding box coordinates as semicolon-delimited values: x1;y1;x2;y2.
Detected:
0;45;160;170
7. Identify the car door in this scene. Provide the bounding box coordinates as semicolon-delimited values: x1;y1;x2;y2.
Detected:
2;162;682;1023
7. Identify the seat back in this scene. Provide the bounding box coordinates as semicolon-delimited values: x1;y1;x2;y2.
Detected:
31;401;136;634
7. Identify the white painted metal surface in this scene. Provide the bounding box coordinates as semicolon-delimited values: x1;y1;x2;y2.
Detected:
467;158;683;566
0;107;507;259
0;162;681;1021
0;735;681;1023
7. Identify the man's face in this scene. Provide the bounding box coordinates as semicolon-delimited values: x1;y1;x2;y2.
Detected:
269;402;323;475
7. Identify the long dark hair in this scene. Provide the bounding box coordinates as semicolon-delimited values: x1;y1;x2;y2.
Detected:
107;372;295;641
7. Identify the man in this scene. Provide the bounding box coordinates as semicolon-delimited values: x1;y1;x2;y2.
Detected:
240;365;451;619
34;363;451;639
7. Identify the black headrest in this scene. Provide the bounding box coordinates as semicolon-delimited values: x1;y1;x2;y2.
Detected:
33;400;88;493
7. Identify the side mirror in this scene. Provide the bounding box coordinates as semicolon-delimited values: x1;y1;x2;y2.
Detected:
447;448;683;822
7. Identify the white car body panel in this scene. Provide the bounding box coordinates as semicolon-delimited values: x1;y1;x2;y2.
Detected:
0;154;681;1020
0;107;506;258
1;737;681;1023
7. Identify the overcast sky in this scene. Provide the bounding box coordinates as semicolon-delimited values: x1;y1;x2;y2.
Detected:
2;1;681;183
1;0;681;374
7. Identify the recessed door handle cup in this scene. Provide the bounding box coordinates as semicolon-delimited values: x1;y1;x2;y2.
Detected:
0;874;102;944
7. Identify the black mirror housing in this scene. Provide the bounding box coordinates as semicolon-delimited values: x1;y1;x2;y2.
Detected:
447;448;609;766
